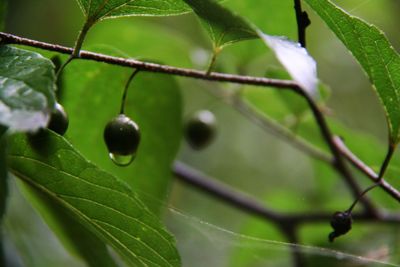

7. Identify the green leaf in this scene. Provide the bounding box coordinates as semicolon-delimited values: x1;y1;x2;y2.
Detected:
7;131;181;267
75;0;190;22
85;18;194;68
305;0;400;145
0;127;7;221
225;0;296;38
18;181;118;267
0;127;7;267
0;46;56;132
182;0;258;50
63;47;182;214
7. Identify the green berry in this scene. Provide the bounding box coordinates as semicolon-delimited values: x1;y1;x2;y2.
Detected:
48;103;69;135
184;110;216;150
103;114;140;156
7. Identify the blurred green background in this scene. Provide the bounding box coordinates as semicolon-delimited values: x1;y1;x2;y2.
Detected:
3;0;400;266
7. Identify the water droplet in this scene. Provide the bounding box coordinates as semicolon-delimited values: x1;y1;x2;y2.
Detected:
109;152;135;167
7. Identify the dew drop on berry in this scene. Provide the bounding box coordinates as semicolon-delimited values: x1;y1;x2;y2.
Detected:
109;152;135;167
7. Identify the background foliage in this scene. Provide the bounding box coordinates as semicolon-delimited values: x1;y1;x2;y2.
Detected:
2;0;400;266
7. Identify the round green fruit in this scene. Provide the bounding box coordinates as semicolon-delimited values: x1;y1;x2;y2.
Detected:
184;110;216;150
48;103;69;135
103;114;141;156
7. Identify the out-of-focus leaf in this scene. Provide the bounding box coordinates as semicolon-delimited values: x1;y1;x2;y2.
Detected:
7;131;181;267
183;0;257;50
305;0;400;145
18;181;118;267
85;18;194;68
374;166;400;210
63;46;182;214
243;86;299;125
224;0;296;38
0;46;56;132
242;83;400;169
0;126;7;221
75;0;190;22
0;0;6;31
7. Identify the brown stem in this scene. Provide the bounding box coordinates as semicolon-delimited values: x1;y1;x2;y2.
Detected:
378;144;396;180
293;0;310;47
0;32;299;89
206;47;221;75
120;69;140;114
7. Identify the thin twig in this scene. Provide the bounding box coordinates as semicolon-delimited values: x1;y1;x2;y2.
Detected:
347;183;381;213
206;48;221;75
120;69;140;114
378;144;396;179
0;32;300;89
293;0;310;47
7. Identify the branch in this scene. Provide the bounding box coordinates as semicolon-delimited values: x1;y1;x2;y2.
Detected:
173;161;400;224
293;0;310;47
0;32;299;90
333;136;400;202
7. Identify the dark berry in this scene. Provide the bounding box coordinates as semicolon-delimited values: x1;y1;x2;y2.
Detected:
329;211;352;242
48;103;69;135
184;110;216;150
103;114;140;156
